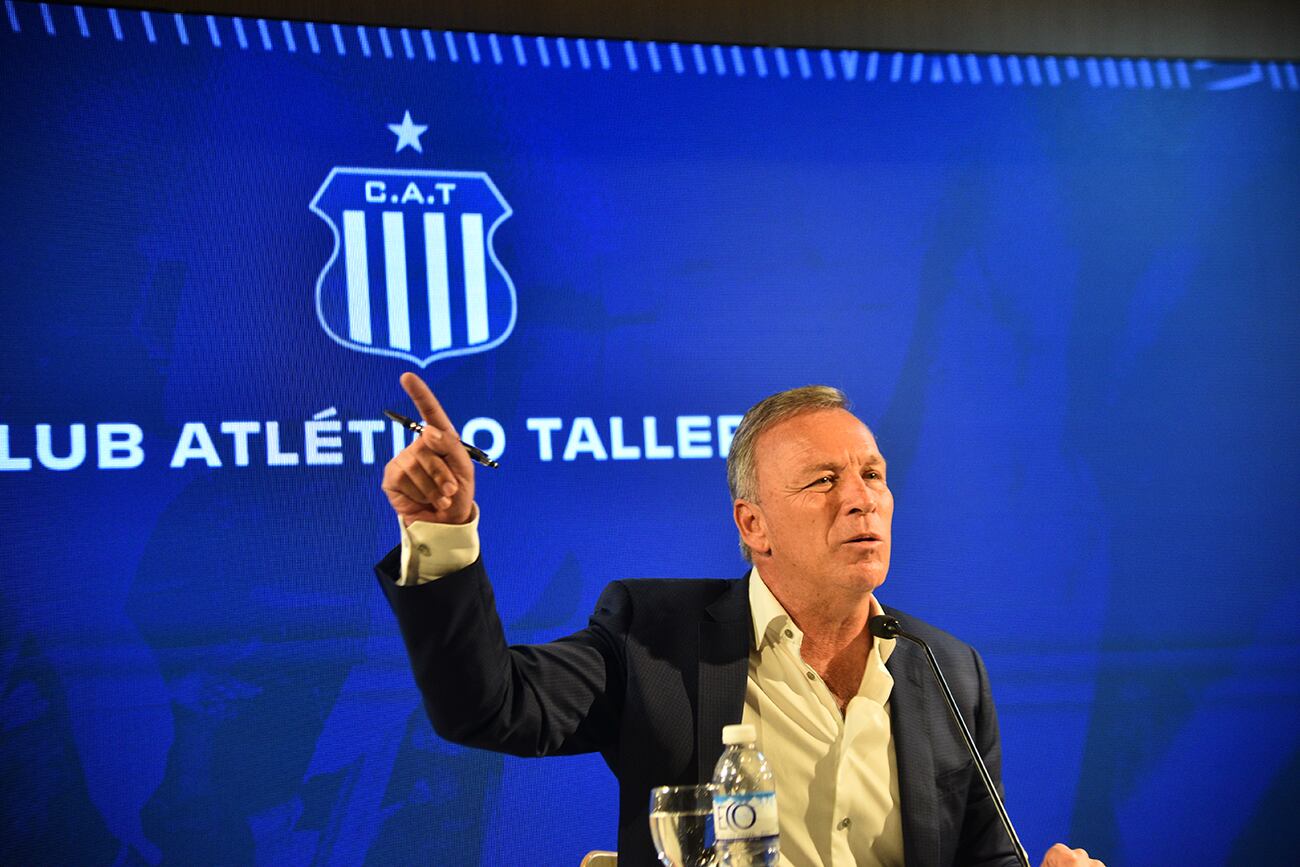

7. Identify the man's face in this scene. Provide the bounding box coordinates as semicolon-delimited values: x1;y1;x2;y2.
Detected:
741;408;893;595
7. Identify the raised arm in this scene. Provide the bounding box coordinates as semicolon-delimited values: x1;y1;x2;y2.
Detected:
375;374;626;759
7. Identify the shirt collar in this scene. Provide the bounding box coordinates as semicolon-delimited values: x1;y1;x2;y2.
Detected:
747;566;895;665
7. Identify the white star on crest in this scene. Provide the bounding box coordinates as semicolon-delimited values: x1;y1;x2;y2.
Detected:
387;111;428;153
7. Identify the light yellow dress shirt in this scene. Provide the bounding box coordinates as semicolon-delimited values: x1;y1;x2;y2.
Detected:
396;517;904;866
743;567;904;867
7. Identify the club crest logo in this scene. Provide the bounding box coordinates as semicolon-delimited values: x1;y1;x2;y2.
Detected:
310;167;516;366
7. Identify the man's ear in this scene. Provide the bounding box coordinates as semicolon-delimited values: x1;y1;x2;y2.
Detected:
733;499;771;557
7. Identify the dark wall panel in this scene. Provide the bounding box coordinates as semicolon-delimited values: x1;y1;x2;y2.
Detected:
85;0;1300;59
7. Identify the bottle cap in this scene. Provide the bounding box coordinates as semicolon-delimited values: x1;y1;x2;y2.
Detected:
722;724;756;745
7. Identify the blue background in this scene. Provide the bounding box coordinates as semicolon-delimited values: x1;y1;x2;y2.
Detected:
1;3;1297;864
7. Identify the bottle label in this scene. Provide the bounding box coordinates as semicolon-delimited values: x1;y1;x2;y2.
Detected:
712;791;779;841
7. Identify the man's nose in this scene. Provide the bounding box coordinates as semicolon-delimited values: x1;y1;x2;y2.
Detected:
843;474;878;514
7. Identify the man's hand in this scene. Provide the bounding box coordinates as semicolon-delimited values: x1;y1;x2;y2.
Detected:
1040;843;1104;867
381;372;476;526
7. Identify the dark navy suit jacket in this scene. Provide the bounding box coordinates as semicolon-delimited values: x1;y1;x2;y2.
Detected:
376;550;1020;867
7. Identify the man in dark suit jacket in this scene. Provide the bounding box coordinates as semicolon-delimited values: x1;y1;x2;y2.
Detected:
377;373;1103;867
378;558;1015;866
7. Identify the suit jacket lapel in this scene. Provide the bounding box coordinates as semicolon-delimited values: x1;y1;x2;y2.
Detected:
696;574;751;782
887;634;941;867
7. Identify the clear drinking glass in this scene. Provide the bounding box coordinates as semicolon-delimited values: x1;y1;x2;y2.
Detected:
648;784;717;867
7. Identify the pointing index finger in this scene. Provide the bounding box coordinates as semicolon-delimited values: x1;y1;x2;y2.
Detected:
399;372;457;437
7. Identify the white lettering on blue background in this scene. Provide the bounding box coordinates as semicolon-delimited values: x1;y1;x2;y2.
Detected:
0;412;743;470
363;179;457;206
98;423;145;469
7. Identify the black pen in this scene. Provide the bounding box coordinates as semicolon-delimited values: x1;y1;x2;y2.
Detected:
383;410;501;468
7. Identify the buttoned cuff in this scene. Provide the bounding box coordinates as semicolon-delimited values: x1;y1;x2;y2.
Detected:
397;505;481;586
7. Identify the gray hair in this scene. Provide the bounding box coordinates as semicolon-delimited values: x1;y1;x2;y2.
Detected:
726;385;850;562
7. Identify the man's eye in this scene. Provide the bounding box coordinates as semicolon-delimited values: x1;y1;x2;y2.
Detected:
808;475;835;488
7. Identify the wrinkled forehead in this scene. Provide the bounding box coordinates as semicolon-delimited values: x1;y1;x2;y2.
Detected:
753;408;882;477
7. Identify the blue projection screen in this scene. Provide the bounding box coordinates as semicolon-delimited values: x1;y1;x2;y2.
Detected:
1;3;1298;864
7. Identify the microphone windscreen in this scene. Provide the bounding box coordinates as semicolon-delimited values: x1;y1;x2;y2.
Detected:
868;614;902;639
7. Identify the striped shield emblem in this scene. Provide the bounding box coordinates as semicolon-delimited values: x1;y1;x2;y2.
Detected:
310;168;516;366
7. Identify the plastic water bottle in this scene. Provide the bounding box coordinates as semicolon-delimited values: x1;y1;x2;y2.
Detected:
711;723;779;866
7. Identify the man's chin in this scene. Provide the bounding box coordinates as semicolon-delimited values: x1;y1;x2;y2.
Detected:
816;565;886;596
848;562;888;593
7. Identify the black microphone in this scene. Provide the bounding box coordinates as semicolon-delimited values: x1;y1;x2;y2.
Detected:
869;614;1031;867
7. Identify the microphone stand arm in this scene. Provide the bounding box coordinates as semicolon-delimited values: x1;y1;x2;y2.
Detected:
897;628;1032;867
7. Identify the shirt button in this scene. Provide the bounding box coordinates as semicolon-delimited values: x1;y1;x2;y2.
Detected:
784;628;794;639
417;544;431;556
806;671;816;681
837;817;852;831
